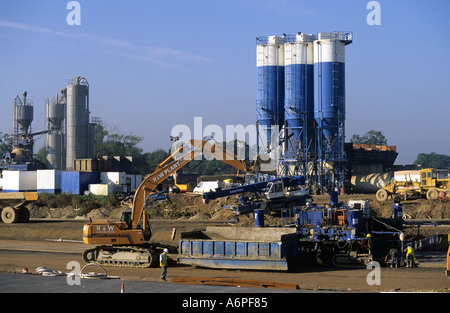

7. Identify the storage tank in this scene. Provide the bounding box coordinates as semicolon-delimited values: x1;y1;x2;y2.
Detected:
14;105;33;135
66;76;90;171
314;32;352;156
12;91;34;150
46;92;65;170
256;36;285;148
284;33;315;153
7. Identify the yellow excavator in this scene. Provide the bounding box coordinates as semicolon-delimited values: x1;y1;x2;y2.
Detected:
82;138;260;267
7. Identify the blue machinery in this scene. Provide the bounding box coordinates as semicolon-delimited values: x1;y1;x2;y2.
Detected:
256;32;353;194
178;194;404;270
183;175;405;270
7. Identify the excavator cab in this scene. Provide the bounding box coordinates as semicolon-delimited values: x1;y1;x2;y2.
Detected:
120;209;152;241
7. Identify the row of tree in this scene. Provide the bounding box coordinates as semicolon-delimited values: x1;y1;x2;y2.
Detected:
1;128;449;173
94;125;241;175
96;127;450;173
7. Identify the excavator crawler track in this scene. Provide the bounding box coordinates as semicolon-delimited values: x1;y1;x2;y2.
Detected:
83;245;159;268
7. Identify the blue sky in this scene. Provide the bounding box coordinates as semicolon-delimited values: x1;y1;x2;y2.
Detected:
0;0;449;165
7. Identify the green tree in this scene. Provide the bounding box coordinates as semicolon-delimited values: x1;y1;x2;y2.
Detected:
413;152;450;169
142;149;171;174
0;132;13;156
179;139;250;175
35;146;48;164
94;124;146;173
350;130;388;145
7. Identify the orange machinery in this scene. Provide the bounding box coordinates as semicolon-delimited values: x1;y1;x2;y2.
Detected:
82;138;259;267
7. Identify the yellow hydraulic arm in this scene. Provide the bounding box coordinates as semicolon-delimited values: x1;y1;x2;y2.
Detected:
130;138;257;230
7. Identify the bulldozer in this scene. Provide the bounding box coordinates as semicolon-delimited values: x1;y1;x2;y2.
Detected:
82;138;262;267
376;168;450;201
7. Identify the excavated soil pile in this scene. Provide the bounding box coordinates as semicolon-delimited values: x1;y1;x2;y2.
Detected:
368;198;450;220
28;193;242;222
28;193;450;222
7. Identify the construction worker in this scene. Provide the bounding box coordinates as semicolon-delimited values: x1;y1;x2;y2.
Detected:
384;247;399;268
404;245;416;268
313;243;323;266
160;248;169;281
366;233;373;255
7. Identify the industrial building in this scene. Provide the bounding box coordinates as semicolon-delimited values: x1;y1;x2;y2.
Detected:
3;76;96;172
1;76;141;196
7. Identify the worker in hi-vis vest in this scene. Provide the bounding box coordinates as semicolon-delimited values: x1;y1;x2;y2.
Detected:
404;245;416;268
160;248;169;281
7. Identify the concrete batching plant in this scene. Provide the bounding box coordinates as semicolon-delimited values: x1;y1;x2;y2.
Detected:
256;31;353;193
3;76;97;172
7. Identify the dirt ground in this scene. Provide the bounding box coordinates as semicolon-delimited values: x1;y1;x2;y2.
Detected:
0;192;449;292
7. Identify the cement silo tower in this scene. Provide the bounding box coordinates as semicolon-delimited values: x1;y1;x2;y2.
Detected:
314;32;352;192
256;35;285;152
282;33;316;177
45;89;66;170
12;91;34;154
65;76;94;170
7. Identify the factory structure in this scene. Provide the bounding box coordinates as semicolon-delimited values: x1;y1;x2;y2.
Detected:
6;76;96;171
1;76;140;195
256;31;398;193
46;76;96;171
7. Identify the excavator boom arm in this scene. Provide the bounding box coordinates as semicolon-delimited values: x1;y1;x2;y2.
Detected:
130;138;257;230
131;141;199;229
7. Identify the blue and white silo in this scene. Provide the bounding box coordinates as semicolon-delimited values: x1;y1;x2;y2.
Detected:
314;31;352;191
256;36;285;150
284;33;315;158
314;32;352;157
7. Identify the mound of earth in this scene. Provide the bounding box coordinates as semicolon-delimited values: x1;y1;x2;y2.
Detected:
27;193;450;224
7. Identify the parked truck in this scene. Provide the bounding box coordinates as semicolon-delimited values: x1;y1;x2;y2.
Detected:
376;168;450;201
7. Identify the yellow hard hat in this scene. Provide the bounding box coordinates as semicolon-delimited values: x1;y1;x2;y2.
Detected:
366;234;371;238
